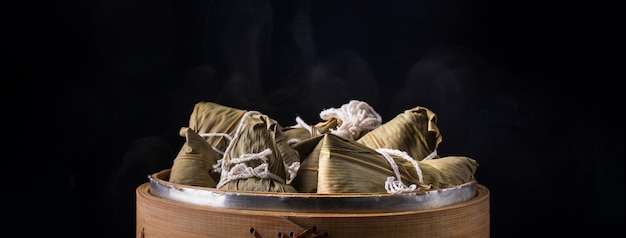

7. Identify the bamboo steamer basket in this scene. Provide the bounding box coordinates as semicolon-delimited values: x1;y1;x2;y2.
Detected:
136;169;490;238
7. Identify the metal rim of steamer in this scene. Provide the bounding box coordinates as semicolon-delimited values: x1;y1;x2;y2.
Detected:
148;169;477;213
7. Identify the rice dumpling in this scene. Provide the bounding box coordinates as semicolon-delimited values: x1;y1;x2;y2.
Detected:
216;111;298;192
293;133;428;194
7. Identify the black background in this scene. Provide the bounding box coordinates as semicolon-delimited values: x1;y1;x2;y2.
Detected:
8;0;623;237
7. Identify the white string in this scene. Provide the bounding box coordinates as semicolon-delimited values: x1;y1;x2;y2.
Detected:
216;148;286;188
287;138;301;146
422;150;438;160
219;111;261;174
377;148;425;183
212;158;224;173
293;116;312;131
282;139;302;183
214;111;285;189
319;100;382;140
199;132;233;141
198;132;233;172
377;148;418;194
292;116;321;136
284;161;300;184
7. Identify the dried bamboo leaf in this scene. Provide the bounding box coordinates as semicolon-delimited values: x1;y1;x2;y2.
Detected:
290;135;325;193
403;156;478;189
357;106;442;161
169;128;218;187
281;126;314;148
173;102;248;181
313;118;340;136
185;101;247;152
274;125;302;184
316;134;423;194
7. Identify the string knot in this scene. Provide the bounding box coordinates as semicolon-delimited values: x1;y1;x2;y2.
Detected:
319;100;382;140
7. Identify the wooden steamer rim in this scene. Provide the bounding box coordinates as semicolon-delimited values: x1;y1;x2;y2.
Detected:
136;169;490;237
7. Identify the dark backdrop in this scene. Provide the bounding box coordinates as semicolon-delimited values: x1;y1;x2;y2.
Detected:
8;0;622;237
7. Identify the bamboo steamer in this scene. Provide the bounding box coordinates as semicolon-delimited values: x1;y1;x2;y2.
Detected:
136;169;490;238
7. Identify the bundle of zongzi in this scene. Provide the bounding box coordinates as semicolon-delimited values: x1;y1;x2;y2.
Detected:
167;100;479;195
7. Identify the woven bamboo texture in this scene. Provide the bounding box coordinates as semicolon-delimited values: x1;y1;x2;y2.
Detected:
136;182;489;238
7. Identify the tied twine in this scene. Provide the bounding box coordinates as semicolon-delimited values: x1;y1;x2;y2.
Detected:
287;116;318;146
292;100;382;141
284;161;300;184
197;132;233;173
200;135;299;184
320;100;382;140
207;111;285;189
216;148;285;188
377;148;437;194
293;116;318;136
